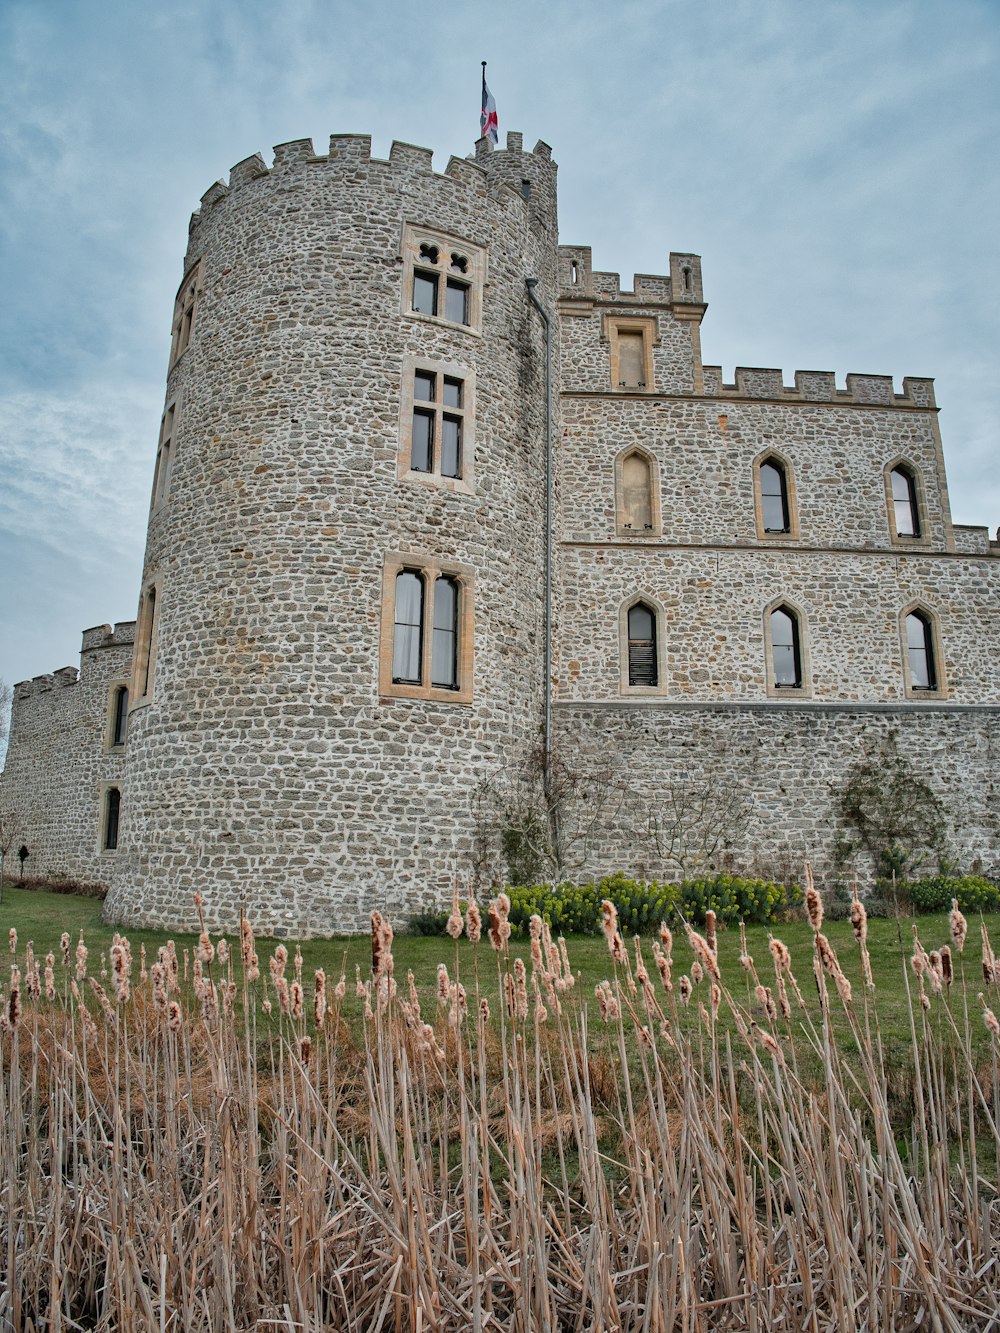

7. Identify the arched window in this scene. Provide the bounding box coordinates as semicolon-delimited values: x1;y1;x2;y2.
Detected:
104;787;121;851
890;466;921;538
392;571;424;684
759;458;791;534
905;611;937;691
627;603;658;687
770;606;802;689
111;685;129;747
431;576;459;690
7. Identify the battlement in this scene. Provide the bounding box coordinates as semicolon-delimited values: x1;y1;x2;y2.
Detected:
557;246;704;307
188;129;554;247
701;366;936;408
81;621;136;653
14;667;79;700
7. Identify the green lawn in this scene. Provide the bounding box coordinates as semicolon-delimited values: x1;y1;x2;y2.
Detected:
3;879;994;1046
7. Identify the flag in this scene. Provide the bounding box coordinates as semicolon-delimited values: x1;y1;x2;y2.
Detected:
480;67;498;145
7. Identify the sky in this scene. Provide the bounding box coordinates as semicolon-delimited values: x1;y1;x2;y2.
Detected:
1;0;998;707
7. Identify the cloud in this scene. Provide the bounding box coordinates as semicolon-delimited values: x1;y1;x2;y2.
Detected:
0;384;153;562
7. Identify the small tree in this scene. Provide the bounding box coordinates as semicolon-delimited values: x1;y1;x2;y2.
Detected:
639;774;756;877
0;806;23;905
472;746;628;888
833;733;947;897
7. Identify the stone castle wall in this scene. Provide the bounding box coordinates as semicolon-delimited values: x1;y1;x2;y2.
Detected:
553;703;1000;884
104;131;559;934
2;128;997;928
0;624;134;886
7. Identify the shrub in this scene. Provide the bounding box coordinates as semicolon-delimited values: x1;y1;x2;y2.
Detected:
406;908;451;936
908;874;1000;915
506;872;801;933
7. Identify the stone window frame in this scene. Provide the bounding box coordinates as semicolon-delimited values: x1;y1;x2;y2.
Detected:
899;601;947;700
98;782;123;855
131;579;161;709
603;315;658;393
614;446;661;537
884;458;929;546
151;397;179;512
763;597;812;698
401;224;486;336
398;355;476;494
104;680;130;752
618;594;668;697
169;260;203;368
378;553;475;704
753;449;800;541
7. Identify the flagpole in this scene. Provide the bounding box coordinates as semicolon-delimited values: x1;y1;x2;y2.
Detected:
481;61;487;138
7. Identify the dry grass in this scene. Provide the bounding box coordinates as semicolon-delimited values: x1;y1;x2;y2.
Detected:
1;892;999;1331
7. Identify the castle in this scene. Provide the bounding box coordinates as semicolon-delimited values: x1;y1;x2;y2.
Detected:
2;129;998;934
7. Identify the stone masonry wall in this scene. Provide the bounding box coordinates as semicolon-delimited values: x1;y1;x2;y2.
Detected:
3;130;996;923
554;703;1000;886
0;624;134;886
105;132;560;935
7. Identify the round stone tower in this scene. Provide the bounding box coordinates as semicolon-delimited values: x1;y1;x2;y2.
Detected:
105;131;559;934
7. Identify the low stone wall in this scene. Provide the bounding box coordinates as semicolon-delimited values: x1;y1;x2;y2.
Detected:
553;702;1000;887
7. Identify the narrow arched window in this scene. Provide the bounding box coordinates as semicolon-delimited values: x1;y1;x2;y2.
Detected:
621;451;654;531
627;603;658;687
891;467;921;538
759;459;791;533
111;686;129;747
906;611;936;690
431;576;459;689
104;788;121;851
770;607;802;688
392;572;424;684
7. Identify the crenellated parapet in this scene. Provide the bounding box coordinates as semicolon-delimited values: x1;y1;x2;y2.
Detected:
12;622;136;701
186;129;557;261
13;667;79;700
557;247;704;311
701;365;936;408
80;621;136;654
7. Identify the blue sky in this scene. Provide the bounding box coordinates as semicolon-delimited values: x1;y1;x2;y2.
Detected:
1;0;998;701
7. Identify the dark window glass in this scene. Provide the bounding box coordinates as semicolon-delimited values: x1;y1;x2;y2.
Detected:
419;243;439;265
449;252;468;273
443;377;462;409
627;603;658;687
445;279;469;325
760;460;790;533
771;608;802;688
411;409;433;472
112;686;129;747
105;788;121;851
431;577;459;688
906;612;936;690
892;468;920;537
392;572;424;683
414;371;436;402
412;271;438;316
441;416;462;478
